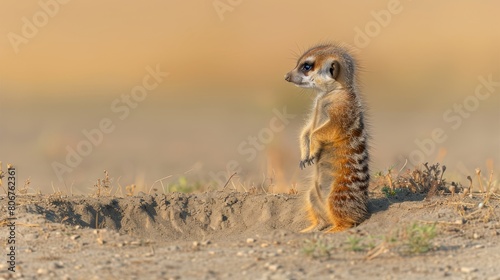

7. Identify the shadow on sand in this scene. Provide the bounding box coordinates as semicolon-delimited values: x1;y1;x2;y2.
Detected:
368;189;427;215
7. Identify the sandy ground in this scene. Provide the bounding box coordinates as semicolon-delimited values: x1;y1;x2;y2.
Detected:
1;188;500;280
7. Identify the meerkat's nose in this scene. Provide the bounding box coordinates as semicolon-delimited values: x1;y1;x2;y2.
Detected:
285;73;291;82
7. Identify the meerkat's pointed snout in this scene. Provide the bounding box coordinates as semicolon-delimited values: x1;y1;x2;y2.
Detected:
284;72;291;82
284;71;307;87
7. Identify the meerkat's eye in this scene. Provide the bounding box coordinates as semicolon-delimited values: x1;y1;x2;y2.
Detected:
301;62;314;73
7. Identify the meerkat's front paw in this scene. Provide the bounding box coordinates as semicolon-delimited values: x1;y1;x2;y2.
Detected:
299;156;316;169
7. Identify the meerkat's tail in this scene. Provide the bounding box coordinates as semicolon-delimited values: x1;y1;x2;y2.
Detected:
325;184;369;232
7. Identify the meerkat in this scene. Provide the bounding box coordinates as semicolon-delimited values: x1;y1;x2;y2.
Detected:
284;43;370;233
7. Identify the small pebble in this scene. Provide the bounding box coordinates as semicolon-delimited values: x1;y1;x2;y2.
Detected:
246;238;256;244
24;233;38;240
264;263;281;271
37;268;49;275
268;264;281;271
70;235;80;240
168;245;180;251
48;261;64;270
461;267;477;273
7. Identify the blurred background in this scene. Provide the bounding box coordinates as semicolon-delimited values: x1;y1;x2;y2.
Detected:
1;0;499;194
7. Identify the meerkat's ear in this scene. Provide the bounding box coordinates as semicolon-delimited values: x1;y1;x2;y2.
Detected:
330;60;340;79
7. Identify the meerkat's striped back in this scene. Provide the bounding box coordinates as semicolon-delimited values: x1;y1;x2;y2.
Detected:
327;94;369;231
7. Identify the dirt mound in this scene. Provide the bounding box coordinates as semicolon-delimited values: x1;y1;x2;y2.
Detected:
20;191;309;241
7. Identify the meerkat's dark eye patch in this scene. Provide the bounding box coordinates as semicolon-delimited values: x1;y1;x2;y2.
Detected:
300;62;314;73
329;60;340;79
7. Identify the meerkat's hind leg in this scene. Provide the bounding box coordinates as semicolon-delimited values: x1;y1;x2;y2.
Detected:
300;197;319;232
300;185;332;233
300;205;331;233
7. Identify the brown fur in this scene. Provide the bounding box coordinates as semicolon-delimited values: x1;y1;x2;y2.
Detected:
285;43;369;233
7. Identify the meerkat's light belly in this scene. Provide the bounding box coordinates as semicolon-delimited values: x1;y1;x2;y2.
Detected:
316;148;335;199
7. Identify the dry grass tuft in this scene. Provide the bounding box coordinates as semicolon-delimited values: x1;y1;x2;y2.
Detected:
125;184;136;197
396;162;448;198
371;162;495;200
93;170;112;197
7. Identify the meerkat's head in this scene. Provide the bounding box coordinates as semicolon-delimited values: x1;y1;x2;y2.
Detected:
285;44;357;93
